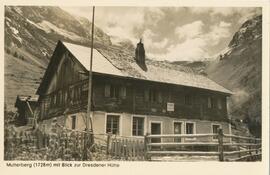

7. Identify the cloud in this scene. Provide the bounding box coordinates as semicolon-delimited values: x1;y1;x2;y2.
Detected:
175;21;204;40
189;7;211;14
220;21;231;27
205;21;231;45
61;6;261;62
148;20;231;61
144;7;165;25
148;38;209;61
210;8;235;16
142;29;168;50
190;7;261;21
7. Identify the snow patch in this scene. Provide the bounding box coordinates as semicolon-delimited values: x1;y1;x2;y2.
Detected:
10;26;19;35
36;20;82;41
12;34;22;43
13;7;23;15
211;47;232;60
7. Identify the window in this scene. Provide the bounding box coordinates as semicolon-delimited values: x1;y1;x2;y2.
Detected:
106;115;120;135
110;85;119;98
104;84;125;99
174;122;182;142
217;98;222;109
184;95;192;105
71;115;76;130
186;122;195;134
119;86;126;99
212;124;221;140
207;97;213;108
132;117;144;136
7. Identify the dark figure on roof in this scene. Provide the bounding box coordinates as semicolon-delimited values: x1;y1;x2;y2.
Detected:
135;39;147;71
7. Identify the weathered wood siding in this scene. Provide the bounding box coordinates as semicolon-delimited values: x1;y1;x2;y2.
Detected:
40;75;228;122
39;49;229;122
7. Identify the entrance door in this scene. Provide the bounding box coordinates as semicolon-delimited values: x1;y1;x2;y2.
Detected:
151;122;161;143
174;122;182;142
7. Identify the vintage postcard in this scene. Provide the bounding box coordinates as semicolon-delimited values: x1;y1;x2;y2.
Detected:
1;0;269;175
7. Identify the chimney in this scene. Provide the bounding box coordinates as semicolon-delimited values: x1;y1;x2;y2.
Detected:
135;39;145;65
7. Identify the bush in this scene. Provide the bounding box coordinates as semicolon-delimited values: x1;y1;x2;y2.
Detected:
19;55;25;60
6;48;11;54
13;51;18;58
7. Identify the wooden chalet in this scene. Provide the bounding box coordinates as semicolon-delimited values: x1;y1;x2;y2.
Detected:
36;40;232;141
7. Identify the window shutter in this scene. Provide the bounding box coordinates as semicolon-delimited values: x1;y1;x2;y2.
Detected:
120;86;126;99
104;84;111;97
144;89;149;101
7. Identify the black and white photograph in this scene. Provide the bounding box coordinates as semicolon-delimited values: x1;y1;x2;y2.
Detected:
3;4;266;164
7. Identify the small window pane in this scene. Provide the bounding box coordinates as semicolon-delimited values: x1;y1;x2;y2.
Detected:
186;123;194;134
132;117;144;136
106;115;120;135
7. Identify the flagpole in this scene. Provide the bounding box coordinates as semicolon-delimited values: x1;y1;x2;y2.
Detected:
86;6;95;133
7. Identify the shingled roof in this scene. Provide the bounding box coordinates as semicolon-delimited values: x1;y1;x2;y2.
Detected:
62;41;232;95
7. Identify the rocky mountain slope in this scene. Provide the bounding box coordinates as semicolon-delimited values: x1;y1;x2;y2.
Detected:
206;15;262;122
4;6;121;111
175;15;262;136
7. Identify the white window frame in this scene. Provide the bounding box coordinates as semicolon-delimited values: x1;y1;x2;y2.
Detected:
149;121;163;142
173;120;184;134
131;115;146;137
105;113;122;136
149;121;163;135
173;120;184;142
184;121;196;141
211;123;222;141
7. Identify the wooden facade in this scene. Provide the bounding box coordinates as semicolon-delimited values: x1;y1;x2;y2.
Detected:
37;41;231;137
39;74;229;122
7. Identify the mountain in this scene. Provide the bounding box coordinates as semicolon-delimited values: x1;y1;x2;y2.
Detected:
4;6;151;111
174;15;262;136
206;15;262;122
4;6;112;111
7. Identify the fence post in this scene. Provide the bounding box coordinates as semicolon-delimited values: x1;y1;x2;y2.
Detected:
144;133;149;161
106;133;111;155
218;129;224;161
255;139;258;154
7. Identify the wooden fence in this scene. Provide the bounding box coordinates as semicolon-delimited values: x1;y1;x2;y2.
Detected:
5;127;261;161
4;128;95;161
144;129;261;161
106;135;145;160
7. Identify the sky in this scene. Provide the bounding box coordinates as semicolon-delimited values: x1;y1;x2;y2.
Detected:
61;6;261;61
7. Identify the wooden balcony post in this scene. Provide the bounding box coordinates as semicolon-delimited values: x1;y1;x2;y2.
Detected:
218;128;224;161
106;133;112;155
